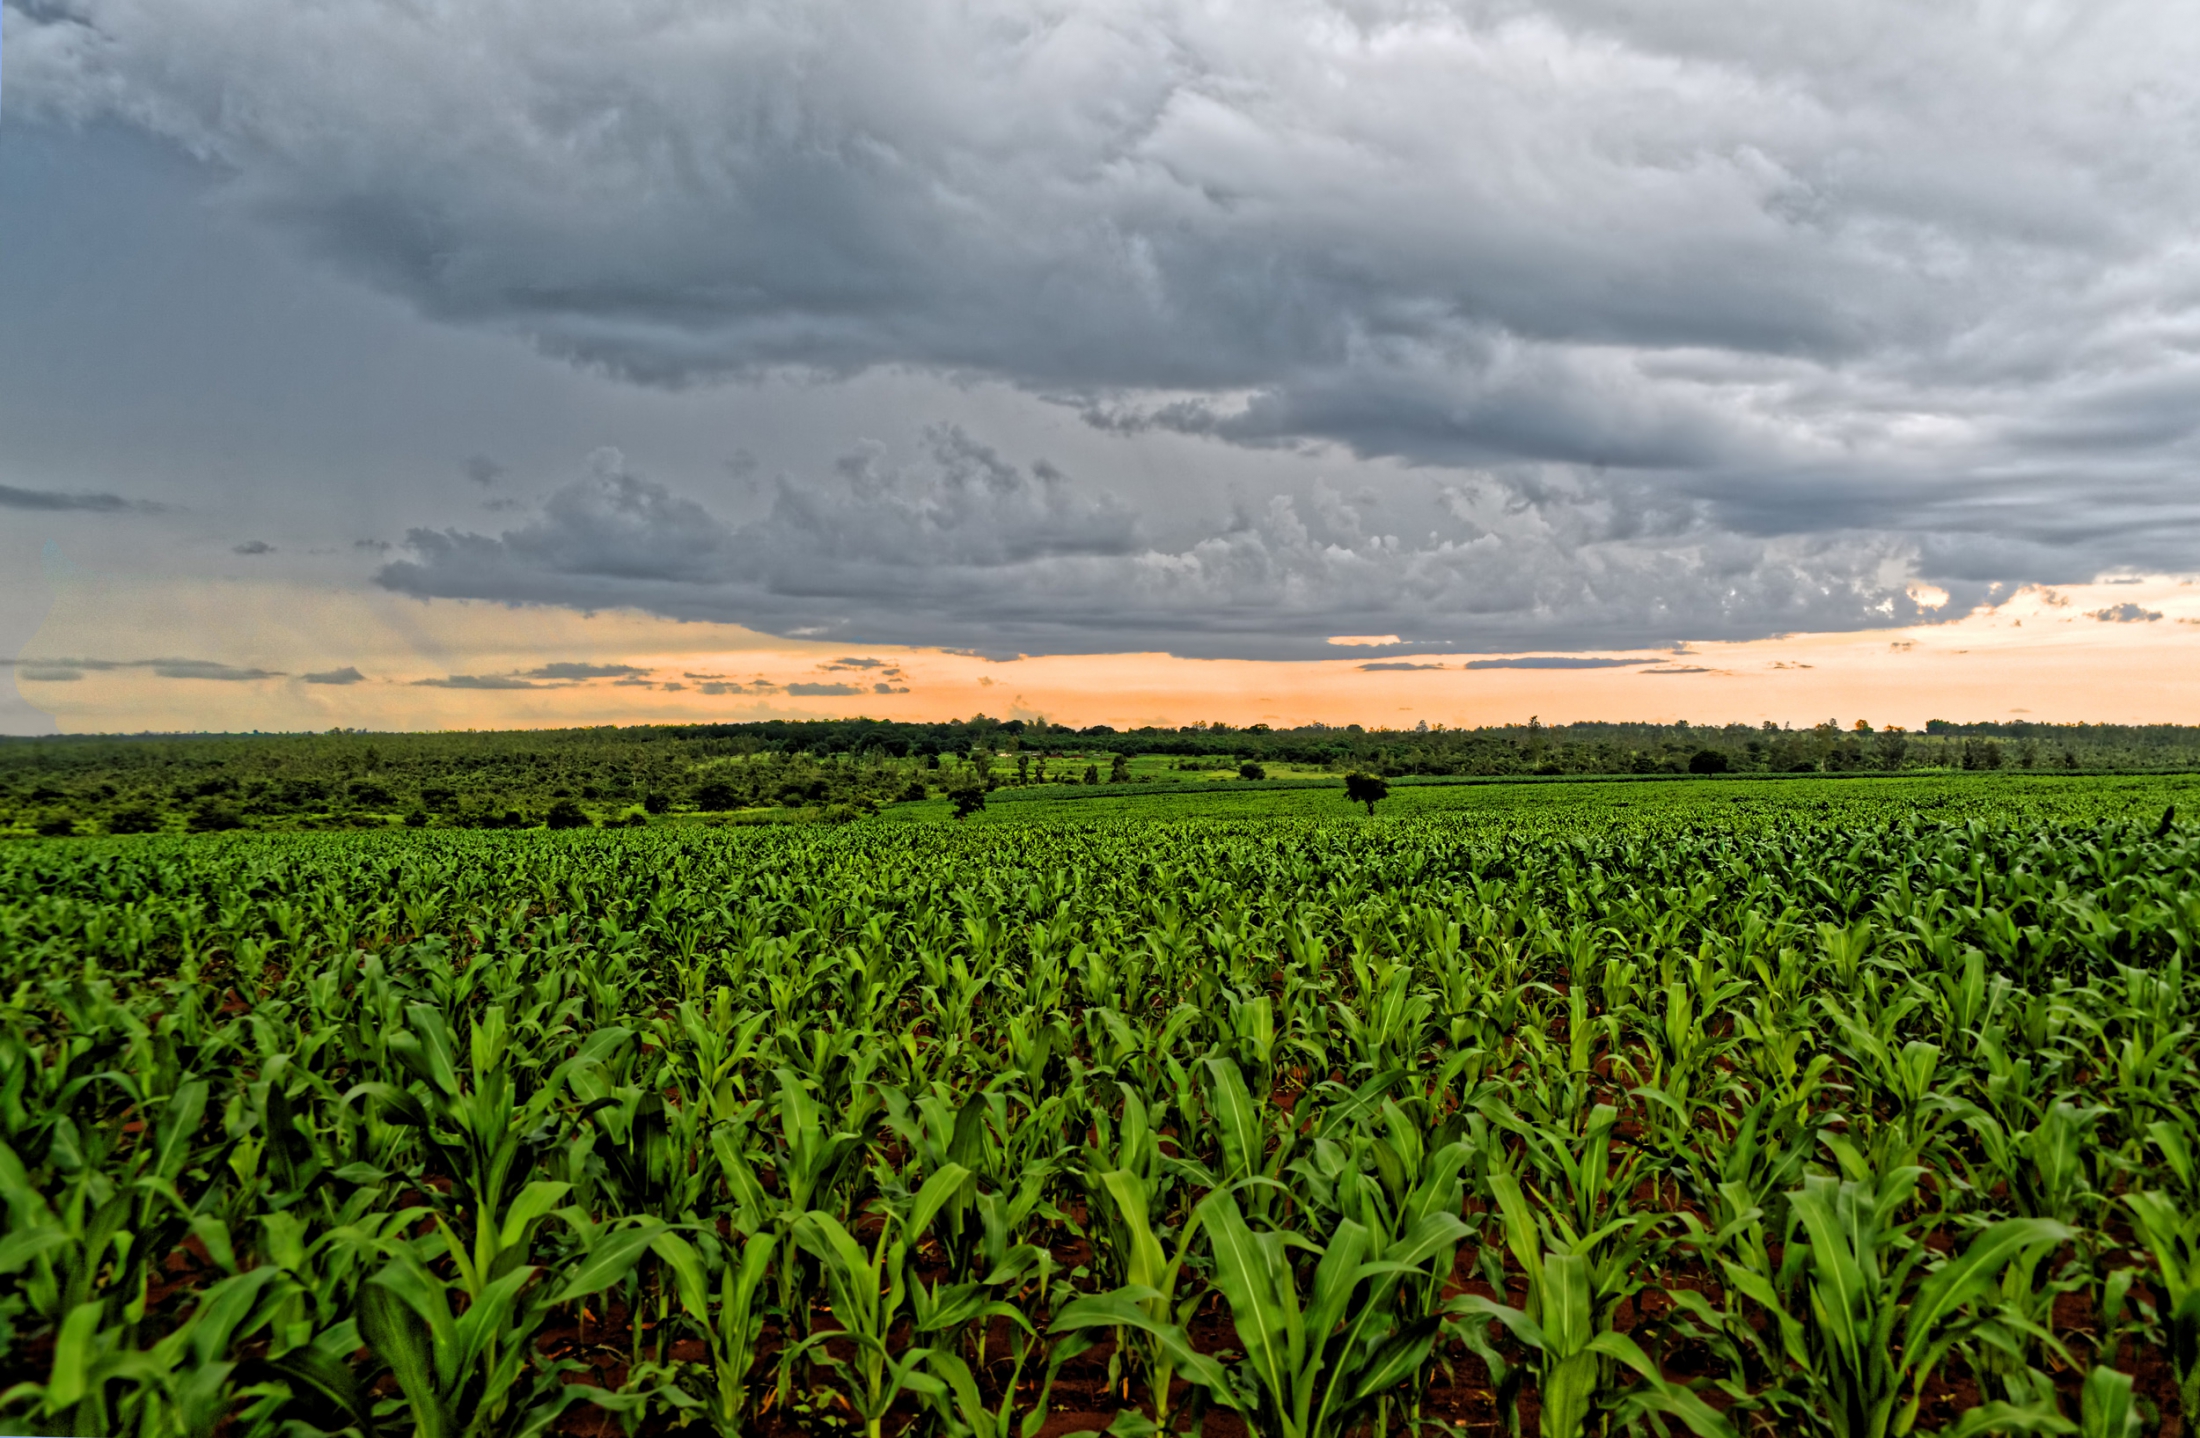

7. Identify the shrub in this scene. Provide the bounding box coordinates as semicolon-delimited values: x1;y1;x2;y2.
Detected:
900;781;930;802
187;801;243;833
642;792;671;814
694;781;741;811
34;815;76;838
105;804;163;835
544;799;592;830
1688;750;1729;775
1239;762;1267;781
404;810;430;828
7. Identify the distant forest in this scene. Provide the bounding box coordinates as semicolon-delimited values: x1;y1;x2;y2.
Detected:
2;715;2191;836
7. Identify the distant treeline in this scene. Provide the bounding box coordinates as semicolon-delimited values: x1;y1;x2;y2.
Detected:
0;714;2190;836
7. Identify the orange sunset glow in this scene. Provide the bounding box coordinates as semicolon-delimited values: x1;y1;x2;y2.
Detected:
13;570;2196;735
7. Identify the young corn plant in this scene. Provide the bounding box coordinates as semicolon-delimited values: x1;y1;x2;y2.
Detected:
1715;1159;2072;1438
1448;1145;1685;1438
1194;1185;1468;1438
785;1164;972;1438
648;1226;778;1435
355;1211;671;1438
1052;1167;1233;1429
2122;1189;2200;1421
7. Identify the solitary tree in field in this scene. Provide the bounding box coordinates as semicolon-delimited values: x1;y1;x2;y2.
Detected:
947;781;987;820
1344;772;1388;817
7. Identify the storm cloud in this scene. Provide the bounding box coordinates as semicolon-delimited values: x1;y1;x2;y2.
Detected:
12;0;2200;656
0;483;159;513
374;435;1944;658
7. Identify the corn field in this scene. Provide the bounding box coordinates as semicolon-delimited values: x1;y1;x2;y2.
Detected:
1;786;2196;1437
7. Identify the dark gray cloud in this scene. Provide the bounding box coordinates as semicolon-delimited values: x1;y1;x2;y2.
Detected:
786;682;862;697
1360;662;1446;672
13;0;2200;657
4;655;282;680
1461;657;1659;670
872;682;910;694
302;666;365;684
522;661;650;680
232;539;274;555
464;456;505;487
374;436;1947;658
412;673;553;690
150;659;284;680
0;482;159;513
2089;603;2163;623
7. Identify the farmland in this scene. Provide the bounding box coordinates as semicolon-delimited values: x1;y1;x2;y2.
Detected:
10;716;2200;838
2;774;2196;1436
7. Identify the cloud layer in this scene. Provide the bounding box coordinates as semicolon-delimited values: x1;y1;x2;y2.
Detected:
4;656;282;681
375;434;1943;657
0;482;160;513
14;0;2200;653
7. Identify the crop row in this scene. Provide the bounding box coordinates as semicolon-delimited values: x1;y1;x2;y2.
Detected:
0;795;2194;1436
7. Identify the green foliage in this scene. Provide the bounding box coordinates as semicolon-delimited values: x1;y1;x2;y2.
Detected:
0;779;2190;1435
542;799;591;830
1343;772;1388;815
9;710;2200;839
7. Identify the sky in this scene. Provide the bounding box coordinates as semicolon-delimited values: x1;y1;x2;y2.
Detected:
4;0;2199;735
